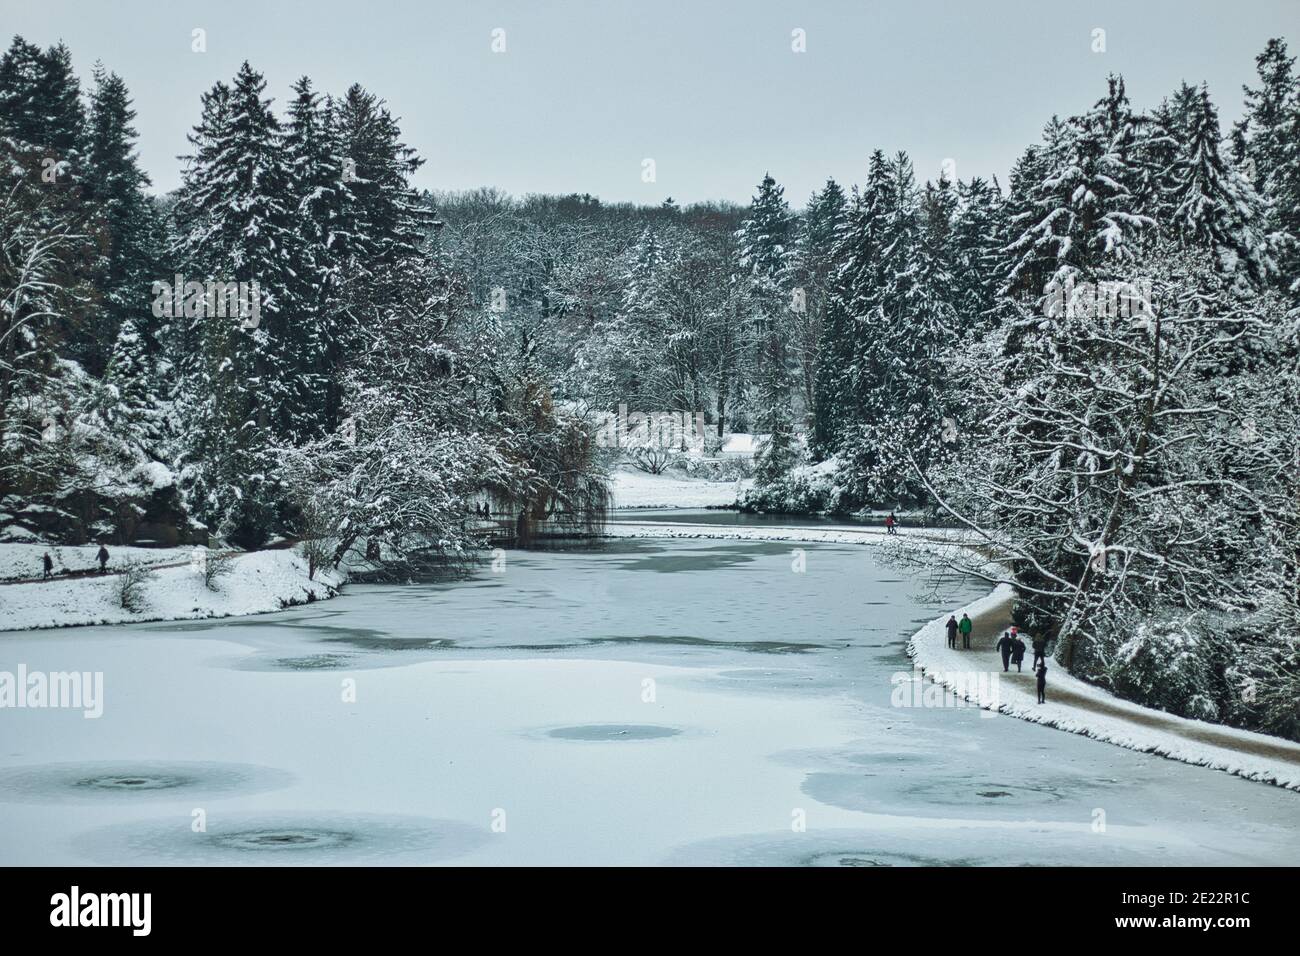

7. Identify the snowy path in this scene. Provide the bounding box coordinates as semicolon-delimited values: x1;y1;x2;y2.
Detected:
910;584;1300;791
0;550;342;631
608;519;1300;791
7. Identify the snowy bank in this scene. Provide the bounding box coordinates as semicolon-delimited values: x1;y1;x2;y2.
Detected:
0;550;343;632
0;542;193;583
908;583;1300;792
609;470;752;509
607;520;1300;791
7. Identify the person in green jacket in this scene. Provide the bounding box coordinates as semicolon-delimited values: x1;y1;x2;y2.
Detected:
958;613;973;649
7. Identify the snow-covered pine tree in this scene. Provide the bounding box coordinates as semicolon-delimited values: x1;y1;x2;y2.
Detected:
83;64;159;378
736;173;797;484
839;152;958;506
1169;83;1278;289
811;151;891;458
1237;38;1300;301
171;63;297;547
1005;78;1153;300
282;76;346;437
950;175;1007;338
790;178;847;427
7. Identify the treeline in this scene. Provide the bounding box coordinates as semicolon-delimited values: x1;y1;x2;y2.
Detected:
2;32;1296;736
421;41;1300;737
743;52;1297;738
0;39;605;557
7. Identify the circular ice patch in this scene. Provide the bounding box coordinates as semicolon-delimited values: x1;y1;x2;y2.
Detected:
0;761;294;804
547;724;682;741
72;812;487;865
211;829;355;852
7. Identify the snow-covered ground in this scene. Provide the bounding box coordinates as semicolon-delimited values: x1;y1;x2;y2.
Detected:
609;468;752;509
607;517;1300;792
0;542;194;582
909;583;1300;792
0;550;342;632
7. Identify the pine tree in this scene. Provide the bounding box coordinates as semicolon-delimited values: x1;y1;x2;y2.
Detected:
790;178;847;427
1006;78;1152;300
840;152;958;506
83;64;158;377
0;36;46;145
1169;84;1277;288
171;63;297;546
282;76;345;435
812;151;891;456
736;173;796;482
1237;38;1300;299
950;176;1006;335
1239;39;1296;193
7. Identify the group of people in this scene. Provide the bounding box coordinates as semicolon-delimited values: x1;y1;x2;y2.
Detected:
943;614;1050;703
474;503;493;519
38;545;110;581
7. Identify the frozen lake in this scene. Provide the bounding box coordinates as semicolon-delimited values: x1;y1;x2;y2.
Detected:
2;533;1298;865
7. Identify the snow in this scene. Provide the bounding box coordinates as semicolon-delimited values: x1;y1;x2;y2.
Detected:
609;469;752;509
604;520;948;545
719;433;765;455
606;520;1300;792
0;543;193;582
0;550;342;632
3;535;1297;866
909;582;1300;792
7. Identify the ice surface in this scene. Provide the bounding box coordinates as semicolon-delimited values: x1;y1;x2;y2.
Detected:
2;533;1297;865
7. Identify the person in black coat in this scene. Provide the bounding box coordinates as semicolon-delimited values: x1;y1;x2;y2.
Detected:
1036;662;1048;703
96;544;109;574
1011;634;1026;672
945;615;959;649
42;552;53;580
1031;635;1047;670
995;630;1015;672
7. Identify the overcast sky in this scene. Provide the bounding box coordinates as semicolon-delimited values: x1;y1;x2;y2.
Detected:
6;0;1298;205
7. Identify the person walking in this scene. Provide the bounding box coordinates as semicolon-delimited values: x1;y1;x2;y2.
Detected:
1031;634;1047;670
885;512;897;536
995;629;1015;672
945;615;959;649
958;613;973;649
41;552;53;580
1036;661;1048;704
1011;632;1026;672
96;544;109;574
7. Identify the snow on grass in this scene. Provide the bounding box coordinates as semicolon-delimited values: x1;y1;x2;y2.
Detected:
0;543;194;582
0;550;343;632
609;469;752;509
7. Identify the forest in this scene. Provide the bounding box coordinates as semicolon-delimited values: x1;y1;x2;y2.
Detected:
1;34;1297;738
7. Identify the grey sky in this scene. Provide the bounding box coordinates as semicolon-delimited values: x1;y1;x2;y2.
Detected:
6;0;1298;205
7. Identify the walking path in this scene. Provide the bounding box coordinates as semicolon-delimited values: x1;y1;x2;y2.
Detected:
606;520;1300;790
911;583;1300;790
